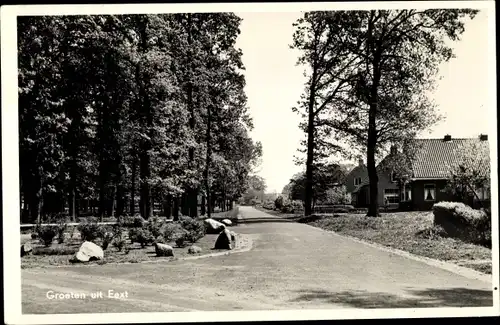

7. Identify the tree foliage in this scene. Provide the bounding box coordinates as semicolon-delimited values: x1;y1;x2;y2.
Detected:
446;139;491;205
18;14;261;223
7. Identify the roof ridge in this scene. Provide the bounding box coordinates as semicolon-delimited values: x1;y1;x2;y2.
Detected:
415;137;486;141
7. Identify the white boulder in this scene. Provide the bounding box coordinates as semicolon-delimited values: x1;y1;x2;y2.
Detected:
204;218;226;234
71;241;104;262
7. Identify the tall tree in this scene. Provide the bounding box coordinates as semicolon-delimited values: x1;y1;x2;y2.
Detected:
290;12;363;216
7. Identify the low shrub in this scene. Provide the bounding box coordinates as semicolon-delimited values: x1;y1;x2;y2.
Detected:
135;228;155;247
128;227;139;244
162;222;185;243
262;201;275;210
433;201;491;247
279;198;295;213
274;196;285;210
180;216;206;243
175;233;189;248
77;221;105;242
122;215;146;228
37;226;58;247
132;215;146;228
101;229;115;250
112;236;127;252
146;217;163;239
291;200;304;213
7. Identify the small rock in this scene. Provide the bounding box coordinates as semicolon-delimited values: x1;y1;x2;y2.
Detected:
70;241;104;263
221;219;232;226
21;243;33;257
204;218;226;234
155;243;174;257
214;229;232;250
188;245;202;254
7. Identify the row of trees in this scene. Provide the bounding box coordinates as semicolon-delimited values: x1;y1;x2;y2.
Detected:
290;9;479;216
19;14;262;223
282;162;350;208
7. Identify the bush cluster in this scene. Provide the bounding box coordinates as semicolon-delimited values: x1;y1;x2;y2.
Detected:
274;196;303;214
262;201;274;210
432;201;491;247
135;228;156;247
77;219;105;242
179;216;206;243
37;226;58;247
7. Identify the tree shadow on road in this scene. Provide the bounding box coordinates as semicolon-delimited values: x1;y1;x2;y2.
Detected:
290;287;493;308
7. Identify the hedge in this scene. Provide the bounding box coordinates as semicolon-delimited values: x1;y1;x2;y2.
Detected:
432;201;491;247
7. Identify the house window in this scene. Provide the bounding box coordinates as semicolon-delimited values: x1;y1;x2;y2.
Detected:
390;172;397;183
354;177;362;186
424;184;436;201
384;188;400;204
401;188;412;201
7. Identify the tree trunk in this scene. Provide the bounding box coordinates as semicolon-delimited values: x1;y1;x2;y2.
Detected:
366;17;381;218
173;195;180;221
130;156;136;215
211;195;216;213
139;150;152;219
201;195;206;216
164;195;172;219
366;122;379;217
304;68;317;217
138;19;153;220
189;188;198;218
98;163;106;222
116;185;125;217
205;102;212;218
69;189;76;222
111;185;117;218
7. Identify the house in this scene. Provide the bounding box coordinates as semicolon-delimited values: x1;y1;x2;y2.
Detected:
352;134;491;211
343;157;368;205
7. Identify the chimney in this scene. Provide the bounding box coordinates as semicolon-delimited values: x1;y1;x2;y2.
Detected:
479;134;488;141
443;134;452;142
390;145;398;155
358;157;364;166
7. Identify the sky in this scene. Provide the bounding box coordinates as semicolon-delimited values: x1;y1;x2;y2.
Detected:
234;10;493;193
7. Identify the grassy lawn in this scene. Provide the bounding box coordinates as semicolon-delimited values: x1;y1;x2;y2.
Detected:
21;230;236;269
259;207;492;275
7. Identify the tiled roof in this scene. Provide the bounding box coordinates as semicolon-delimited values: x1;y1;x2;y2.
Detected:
351;137;490;192
411;138;490;179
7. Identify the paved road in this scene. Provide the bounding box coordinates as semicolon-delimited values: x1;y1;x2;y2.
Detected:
22;207;493;314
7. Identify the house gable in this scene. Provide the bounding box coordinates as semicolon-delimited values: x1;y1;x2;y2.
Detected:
344;164;368;193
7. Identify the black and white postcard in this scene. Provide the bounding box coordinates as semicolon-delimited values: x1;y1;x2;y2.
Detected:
2;1;499;324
